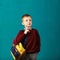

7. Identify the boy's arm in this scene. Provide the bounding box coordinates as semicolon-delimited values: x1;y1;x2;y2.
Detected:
36;30;41;50
13;30;27;45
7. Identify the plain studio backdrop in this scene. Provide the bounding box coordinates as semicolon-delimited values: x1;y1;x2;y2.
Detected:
0;0;60;60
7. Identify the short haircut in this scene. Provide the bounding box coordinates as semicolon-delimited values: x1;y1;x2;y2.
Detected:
22;14;31;18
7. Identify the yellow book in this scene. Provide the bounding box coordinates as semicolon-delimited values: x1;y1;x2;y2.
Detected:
16;43;26;55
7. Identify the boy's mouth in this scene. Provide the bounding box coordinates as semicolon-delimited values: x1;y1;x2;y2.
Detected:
27;25;31;26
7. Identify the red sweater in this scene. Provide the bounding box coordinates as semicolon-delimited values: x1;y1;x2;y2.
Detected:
13;29;41;53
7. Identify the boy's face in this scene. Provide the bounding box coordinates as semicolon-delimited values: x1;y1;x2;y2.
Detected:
22;16;32;28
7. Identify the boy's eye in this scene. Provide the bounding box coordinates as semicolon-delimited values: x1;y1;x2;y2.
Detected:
29;19;31;21
25;19;31;22
26;20;28;22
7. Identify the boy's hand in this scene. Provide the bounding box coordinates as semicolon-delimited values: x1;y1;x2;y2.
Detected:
24;29;30;34
13;44;15;47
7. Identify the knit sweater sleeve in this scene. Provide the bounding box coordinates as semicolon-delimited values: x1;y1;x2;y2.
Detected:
35;29;41;51
13;30;26;45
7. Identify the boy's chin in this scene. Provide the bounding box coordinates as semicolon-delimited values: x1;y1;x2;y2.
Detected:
25;26;32;30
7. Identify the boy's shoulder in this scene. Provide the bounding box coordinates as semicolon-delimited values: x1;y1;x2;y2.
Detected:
32;28;38;32
18;30;24;33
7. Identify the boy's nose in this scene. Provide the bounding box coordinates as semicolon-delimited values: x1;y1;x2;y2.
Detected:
28;20;30;22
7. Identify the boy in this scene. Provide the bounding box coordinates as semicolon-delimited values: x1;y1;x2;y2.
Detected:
13;14;41;60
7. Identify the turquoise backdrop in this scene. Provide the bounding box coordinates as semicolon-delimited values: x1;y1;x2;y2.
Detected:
0;0;60;60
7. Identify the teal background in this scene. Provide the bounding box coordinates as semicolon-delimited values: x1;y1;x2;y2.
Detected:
0;0;60;60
